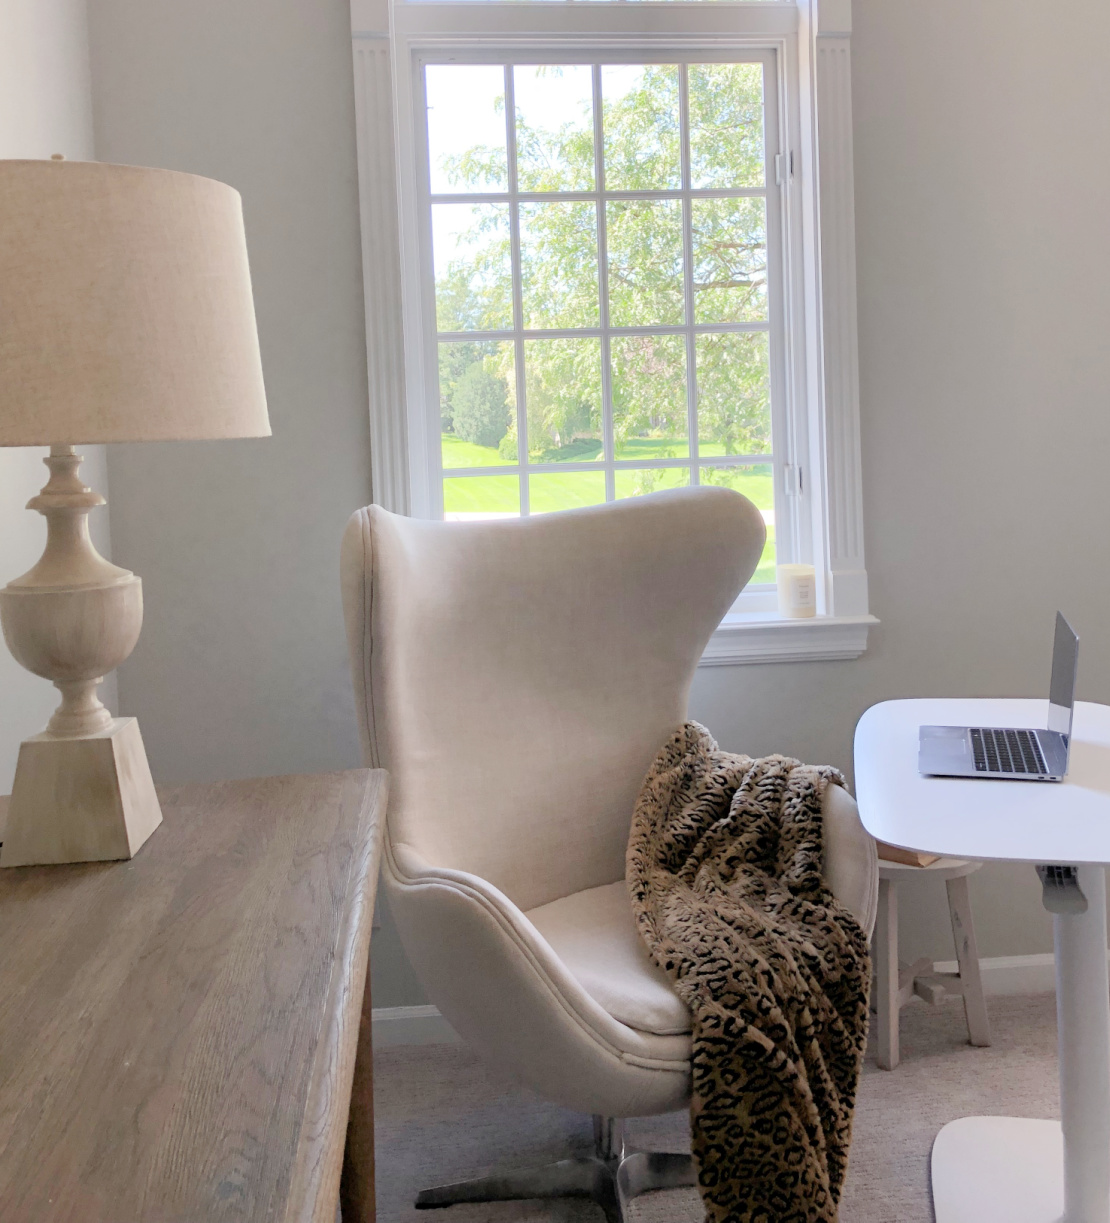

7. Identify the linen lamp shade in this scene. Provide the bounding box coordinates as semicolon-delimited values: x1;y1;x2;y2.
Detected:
0;159;269;445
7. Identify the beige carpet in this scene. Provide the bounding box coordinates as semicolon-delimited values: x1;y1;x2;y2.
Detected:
373;993;1060;1222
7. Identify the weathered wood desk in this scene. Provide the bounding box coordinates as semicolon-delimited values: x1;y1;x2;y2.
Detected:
0;768;386;1223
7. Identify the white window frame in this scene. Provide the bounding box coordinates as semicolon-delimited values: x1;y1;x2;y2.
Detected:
351;0;876;664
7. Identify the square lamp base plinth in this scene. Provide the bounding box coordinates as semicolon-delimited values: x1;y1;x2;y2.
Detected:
1;717;162;867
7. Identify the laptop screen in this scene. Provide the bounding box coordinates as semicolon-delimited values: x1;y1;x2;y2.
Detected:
1047;612;1079;740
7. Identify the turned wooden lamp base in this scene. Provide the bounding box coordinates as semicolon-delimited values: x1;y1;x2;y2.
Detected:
2;719;162;867
0;446;164;868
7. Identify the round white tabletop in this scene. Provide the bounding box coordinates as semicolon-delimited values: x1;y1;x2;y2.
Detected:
856;698;1110;864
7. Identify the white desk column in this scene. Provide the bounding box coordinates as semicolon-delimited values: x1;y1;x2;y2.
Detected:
1055;863;1110;1223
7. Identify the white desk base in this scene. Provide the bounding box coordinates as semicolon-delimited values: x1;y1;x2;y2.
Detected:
932;864;1110;1223
932;1117;1066;1222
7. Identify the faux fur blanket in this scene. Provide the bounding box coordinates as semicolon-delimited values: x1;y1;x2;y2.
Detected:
627;722;871;1223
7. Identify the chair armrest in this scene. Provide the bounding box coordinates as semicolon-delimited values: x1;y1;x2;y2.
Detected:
382;839;691;1117
823;783;879;938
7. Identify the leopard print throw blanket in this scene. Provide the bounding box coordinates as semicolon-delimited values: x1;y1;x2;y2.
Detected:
626;722;871;1223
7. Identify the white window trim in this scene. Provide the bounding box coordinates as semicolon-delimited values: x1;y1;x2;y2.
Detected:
351;0;875;665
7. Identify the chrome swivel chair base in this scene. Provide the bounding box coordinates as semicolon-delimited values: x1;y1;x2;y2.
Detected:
415;1115;697;1222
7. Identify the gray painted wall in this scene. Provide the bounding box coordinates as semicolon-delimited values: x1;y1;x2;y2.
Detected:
0;0;113;793
693;0;1110;973
84;0;1110;1009
86;0;373;786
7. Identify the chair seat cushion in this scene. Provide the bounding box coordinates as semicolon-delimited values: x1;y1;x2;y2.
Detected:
526;880;691;1037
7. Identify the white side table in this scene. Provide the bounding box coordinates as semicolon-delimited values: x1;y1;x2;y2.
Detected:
874;857;991;1069
856;698;1110;1223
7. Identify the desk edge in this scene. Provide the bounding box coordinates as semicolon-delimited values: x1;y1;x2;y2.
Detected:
286;769;388;1223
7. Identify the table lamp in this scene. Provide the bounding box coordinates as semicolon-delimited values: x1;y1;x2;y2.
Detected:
0;158;269;867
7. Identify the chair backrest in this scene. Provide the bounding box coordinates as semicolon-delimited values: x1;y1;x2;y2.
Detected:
340;487;765;911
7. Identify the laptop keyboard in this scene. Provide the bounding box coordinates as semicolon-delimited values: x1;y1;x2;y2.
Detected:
971;727;1049;775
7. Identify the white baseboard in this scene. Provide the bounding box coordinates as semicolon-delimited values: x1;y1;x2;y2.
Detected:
372;1004;459;1047
372;953;1063;1049
932;952;1058;998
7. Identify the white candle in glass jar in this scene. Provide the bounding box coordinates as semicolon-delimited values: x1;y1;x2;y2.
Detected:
777;563;817;618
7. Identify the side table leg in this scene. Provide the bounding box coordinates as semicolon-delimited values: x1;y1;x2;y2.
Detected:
875;877;899;1070
946;874;991;1047
1054;863;1110;1223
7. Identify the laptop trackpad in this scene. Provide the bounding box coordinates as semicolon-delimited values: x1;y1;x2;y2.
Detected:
920;725;970;767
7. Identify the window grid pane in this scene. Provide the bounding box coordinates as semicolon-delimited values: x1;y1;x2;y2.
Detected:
439;339;516;469
427;55;774;566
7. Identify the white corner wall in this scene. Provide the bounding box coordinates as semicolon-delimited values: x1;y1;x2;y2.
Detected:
0;0;113;792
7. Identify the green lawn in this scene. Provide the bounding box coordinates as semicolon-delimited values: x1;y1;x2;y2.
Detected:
442;456;776;582
442;432;772;474
443;474;522;513
442;434;515;468
442;465;772;512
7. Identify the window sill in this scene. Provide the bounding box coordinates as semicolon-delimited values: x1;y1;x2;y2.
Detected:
700;612;878;667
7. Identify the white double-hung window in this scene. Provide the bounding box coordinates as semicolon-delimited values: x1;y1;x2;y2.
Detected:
351;0;875;663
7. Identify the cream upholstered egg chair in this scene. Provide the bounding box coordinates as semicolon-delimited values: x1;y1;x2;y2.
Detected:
340;487;878;1221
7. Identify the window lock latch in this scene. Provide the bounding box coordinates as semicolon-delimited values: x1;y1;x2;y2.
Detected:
784;464;803;496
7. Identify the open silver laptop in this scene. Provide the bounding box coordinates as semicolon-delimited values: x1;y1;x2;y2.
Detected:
919;612;1079;782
